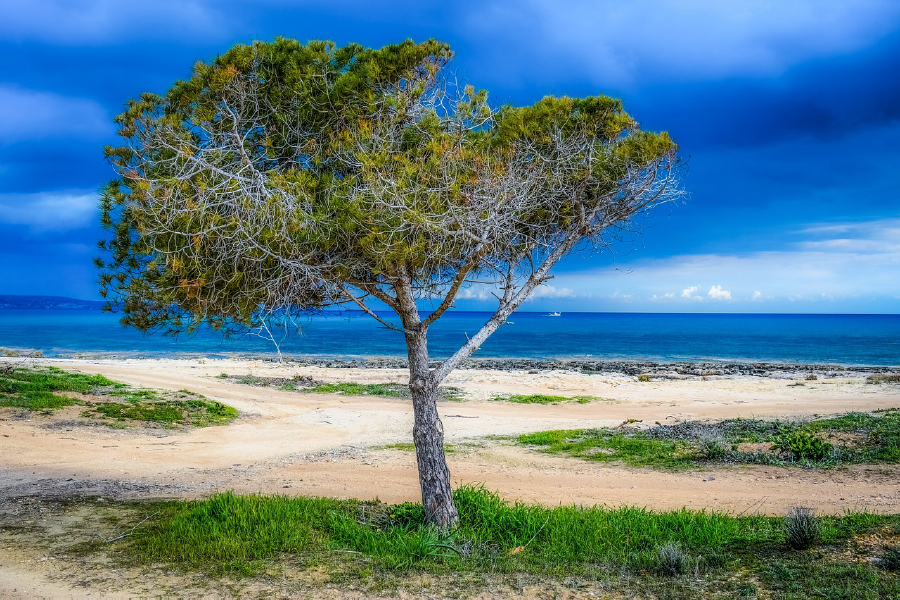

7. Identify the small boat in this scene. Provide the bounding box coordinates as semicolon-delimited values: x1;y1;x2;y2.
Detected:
504;320;514;325
547;311;561;317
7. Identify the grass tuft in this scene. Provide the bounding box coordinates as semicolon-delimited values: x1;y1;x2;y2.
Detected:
784;507;820;550
655;541;687;576
881;545;900;572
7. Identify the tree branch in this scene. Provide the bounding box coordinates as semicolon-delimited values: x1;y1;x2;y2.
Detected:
340;284;406;333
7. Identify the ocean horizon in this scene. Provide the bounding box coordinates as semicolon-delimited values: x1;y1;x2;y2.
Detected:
1;309;898;367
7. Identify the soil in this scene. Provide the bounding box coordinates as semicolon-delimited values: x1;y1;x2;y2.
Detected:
1;357;900;597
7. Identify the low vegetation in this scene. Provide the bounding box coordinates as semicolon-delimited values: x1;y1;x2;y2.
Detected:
68;486;900;598
0;366;237;427
516;409;900;469
488;393;612;404
224;373;464;401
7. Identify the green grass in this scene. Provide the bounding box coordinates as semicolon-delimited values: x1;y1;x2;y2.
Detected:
489;394;612;404
310;382;410;397
228;374;465;401
85;397;238;427
0;366;124;409
515;409;900;469
377;442;459;454
310;382;464;402
0;366;238;427
104;486;900;598
518;429;698;468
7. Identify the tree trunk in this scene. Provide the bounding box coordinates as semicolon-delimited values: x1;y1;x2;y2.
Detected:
405;328;459;529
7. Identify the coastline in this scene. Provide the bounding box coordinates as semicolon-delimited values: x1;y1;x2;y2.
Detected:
4;347;899;376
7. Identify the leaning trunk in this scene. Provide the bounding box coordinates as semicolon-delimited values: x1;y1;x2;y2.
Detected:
406;329;459;529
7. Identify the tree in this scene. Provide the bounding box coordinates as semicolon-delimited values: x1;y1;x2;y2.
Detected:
98;38;681;528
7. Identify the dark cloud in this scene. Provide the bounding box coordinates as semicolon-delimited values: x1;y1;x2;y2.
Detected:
630;31;900;148
0;1;898;308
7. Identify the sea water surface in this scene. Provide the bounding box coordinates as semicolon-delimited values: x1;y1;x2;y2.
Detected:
0;310;898;366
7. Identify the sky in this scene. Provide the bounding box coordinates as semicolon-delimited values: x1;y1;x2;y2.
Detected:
0;0;898;313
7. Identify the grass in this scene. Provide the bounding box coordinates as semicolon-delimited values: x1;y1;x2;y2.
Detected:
514;409;900;469
311;382;465;402
517;429;698;468
85;395;238;427
0;366;238;427
489;393;612;404
0;366;125;409
226;373;464;401
93;486;900;598
377;442;460;454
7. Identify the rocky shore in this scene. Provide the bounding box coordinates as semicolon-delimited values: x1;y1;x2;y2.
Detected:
275;356;899;379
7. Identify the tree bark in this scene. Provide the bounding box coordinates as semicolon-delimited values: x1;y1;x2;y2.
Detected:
405;327;459;529
392;266;459;529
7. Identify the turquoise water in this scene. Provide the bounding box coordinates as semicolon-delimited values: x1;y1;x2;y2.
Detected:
0;310;898;366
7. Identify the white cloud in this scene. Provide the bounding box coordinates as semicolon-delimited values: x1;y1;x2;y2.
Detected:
456;287;490;301
707;285;732;300
0;86;110;142
0;190;96;231
519;218;900;311
527;284;576;300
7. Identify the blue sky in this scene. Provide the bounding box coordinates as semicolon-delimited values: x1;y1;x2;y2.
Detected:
0;0;898;313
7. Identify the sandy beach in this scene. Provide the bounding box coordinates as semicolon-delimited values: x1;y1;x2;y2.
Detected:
2;357;899;515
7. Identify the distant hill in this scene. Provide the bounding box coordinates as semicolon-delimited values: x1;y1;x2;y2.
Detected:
0;295;105;310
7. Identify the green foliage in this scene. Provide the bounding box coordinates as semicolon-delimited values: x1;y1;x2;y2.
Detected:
0;367;122;409
97;38;677;335
771;430;831;461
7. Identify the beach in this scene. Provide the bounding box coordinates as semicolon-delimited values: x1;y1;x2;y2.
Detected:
3;356;899;513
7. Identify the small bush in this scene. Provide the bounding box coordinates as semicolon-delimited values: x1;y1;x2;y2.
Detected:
700;434;728;460
771;430;831;461
784;507;820;549
867;374;900;384
805;374;818;381
882;545;900;572
637;374;651;382
655;542;687;576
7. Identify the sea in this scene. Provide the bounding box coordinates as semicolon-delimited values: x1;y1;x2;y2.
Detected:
0;310;898;367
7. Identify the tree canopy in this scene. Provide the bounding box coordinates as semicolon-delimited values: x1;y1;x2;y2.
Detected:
98;38;681;527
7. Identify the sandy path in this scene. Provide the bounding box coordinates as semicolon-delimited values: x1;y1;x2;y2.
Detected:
1;357;899;517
